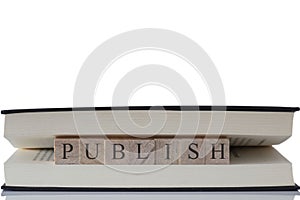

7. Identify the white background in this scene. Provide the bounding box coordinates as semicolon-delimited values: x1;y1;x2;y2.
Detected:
0;0;300;198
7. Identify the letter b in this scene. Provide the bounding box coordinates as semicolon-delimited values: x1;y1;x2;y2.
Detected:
113;144;125;159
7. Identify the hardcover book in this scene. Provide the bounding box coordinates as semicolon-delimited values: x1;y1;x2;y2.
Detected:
1;106;299;192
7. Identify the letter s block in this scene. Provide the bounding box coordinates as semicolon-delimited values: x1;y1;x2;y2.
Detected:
54;137;80;165
178;138;205;165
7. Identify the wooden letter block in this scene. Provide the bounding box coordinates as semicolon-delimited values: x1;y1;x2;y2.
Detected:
155;139;180;165
80;137;104;164
129;140;155;165
204;138;230;165
179;138;205;165
105;139;130;165
55;137;80;165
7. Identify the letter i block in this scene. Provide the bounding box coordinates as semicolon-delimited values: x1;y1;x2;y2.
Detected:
178;138;205;165
80;137;104;164
155;139;180;165
204;138;230;164
54;137;80;165
105;139;130;165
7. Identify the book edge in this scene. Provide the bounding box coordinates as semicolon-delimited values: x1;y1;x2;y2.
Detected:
1;106;300;115
1;184;299;192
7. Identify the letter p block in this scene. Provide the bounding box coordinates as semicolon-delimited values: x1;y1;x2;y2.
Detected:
54;137;80;165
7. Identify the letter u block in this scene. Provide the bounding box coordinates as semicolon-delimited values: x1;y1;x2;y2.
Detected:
80;137;104;164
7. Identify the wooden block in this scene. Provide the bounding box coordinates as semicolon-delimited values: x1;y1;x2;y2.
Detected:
204;138;230;165
55;137;80;165
178;138;205;165
80;137;104;164
155;139;180;165
105;139;130;165
128;139;155;165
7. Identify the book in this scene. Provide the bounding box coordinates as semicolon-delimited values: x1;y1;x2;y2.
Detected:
2;147;296;189
2;106;299;148
1;106;299;191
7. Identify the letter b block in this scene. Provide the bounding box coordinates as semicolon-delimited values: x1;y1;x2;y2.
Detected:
105;139;130;165
105;139;155;165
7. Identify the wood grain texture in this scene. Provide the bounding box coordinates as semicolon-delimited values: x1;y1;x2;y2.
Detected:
80;137;104;164
54;137;80;165
128;139;155;165
155;139;180;165
179;138;205;165
204;138;230;165
105;139;130;165
54;137;230;165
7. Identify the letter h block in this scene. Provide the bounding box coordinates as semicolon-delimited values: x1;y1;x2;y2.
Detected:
204;138;230;164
